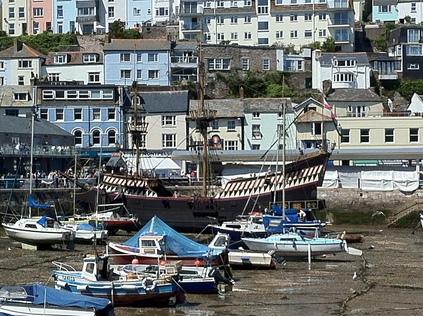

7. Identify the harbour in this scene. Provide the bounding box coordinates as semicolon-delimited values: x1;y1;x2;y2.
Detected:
1;224;423;315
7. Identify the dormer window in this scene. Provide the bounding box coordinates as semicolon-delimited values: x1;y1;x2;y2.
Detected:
333;59;356;67
83;53;97;63
14;92;29;101
54;54;67;64
18;60;32;68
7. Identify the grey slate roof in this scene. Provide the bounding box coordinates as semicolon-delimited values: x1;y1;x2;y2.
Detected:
0;41;46;59
318;52;369;66
326;89;382;102
0;115;71;137
103;39;171;51
139;91;189;113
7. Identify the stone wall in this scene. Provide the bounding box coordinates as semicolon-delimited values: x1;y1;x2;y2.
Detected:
318;187;423;214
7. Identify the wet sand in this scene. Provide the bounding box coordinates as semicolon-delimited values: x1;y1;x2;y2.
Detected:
0;225;422;315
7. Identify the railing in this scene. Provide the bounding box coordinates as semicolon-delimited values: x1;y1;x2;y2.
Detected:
171;56;198;63
326;0;349;9
0;145;76;156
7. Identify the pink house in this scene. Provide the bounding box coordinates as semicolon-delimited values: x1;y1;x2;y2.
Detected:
29;0;53;34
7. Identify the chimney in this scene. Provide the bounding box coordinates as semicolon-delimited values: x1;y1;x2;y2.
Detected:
239;85;245;99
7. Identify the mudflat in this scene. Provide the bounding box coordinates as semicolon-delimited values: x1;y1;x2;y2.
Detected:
0;225;422;316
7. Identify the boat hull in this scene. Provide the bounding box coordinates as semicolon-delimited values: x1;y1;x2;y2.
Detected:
0;302;97;316
76;151;330;232
242;235;345;257
2;221;73;246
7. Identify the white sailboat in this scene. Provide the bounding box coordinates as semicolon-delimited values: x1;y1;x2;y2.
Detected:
2;106;75;248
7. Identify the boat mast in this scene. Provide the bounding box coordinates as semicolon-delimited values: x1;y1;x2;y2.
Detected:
29;104;35;219
189;45;216;197
128;81;148;177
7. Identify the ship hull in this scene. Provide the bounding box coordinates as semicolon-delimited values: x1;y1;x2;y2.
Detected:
76;151;330;232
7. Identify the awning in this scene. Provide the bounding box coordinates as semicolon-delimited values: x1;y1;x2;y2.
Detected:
106;157;127;168
124;157;181;171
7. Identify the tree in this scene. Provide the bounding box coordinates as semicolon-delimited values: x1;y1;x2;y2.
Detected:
108;20;141;39
19;32;76;54
321;37;336;52
397;79;423;100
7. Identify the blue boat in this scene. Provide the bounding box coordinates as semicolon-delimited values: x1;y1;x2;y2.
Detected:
52;255;183;307
0;283;114;316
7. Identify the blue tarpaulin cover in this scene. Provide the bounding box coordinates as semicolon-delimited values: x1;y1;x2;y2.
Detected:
25;284;111;310
36;214;60;227
123;216;212;258
29;194;54;208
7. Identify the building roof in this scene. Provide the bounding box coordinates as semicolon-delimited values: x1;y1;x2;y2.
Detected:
190;99;245;118
0;86;34;107
139;91;189;113
326;89;382;103
103;39;171;51
0;41;46;59
45;51;103;65
317;52;369;66
0;115;71;137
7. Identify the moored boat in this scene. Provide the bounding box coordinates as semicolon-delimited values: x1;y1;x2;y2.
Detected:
0;283;114;316
52;255;182;307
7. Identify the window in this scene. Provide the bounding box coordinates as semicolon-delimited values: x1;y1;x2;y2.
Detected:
225;140;238;150
241;58;249;70
108;108;115;120
231;1;238;7
21;2;31;15
40;109;48;120
18;76;24;85
333;59;356;67
74;130;82;145
319;29;327;37
148;70;159;79
0;77;4;86
162;134;176;148
263;58;270;70
304;30;312;38
57;22;63;33
290;30;298;38
340;129;349;143
360;129;369;143
74;108;82;120
217;0;224;6
0;61;4;69
42;90;54;99
9;8;14;19
212;120;219;130
107;130;116;144
252;125;261;139
319;13;326;20
54;55;67;64
276;15;283;22
121;70;131;79
407;63;420;70
79;90;89;99
334;29;349;42
253;112;260;118
227;120;236;130
333;73;354;82
83;54;97;63
208;58;230;70
305;13;312;21
148;53;158;62
290;14;298;22
137;69;142;79
244;32;252;40
406;45;422;55
231;32;238;40
385;128;394;143
205;16;211;24
48;73;60;81
93;108;101;120
18;60;32;68
244;16;251;23
252;144;260;150
410;128;419;142
162;115;176;126
57;6;63;18
88;72;100;83
231;16;238;24
245;0;252;5
217;16;224;24
217;33;225;40
9;23;15;35
78;7;95;16
33;8;43;17
379;5;392;12
156;7;169;16
134;7;141;15
56;109;64;121
14;92;28;101
258;38;268;45
92;130;101;145
120;53;131;62
33;22;39;34
312;122;322;135
258;22;268;30
348;105;366;117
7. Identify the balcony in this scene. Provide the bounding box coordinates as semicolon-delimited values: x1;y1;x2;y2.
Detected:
182;22;202;30
328;18;351;27
76;15;97;22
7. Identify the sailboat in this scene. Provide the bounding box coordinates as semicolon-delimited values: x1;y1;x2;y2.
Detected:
75;54;331;232
2;106;75;248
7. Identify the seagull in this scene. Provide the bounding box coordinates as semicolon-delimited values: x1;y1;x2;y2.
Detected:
353;272;358;280
7;247;11;251
372;211;385;218
368;245;375;249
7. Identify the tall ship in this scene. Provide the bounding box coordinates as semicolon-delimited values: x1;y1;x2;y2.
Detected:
76;55;331;231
